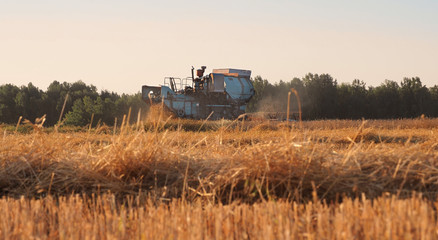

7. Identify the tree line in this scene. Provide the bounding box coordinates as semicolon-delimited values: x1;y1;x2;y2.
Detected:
1;75;437;126
0;80;147;126
247;74;438;120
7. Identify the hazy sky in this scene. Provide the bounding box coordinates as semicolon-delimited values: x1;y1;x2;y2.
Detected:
1;0;437;93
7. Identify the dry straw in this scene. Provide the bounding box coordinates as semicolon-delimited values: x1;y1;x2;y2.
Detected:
0;193;437;239
1;117;438;238
1;118;437;202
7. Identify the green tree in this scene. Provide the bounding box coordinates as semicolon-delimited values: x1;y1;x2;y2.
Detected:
0;84;20;123
102;97;117;125
14;83;46;122
45;80;100;125
302;73;338;119
369;80;401;118
430;85;438;116
115;93;148;124
64;99;88;126
400;77;430;117
64;96;104;126
44;81;71;125
337;80;368;119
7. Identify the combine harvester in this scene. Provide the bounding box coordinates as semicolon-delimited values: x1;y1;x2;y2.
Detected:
142;66;255;120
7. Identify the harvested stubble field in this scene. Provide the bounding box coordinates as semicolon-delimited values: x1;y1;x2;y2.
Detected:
1;117;438;239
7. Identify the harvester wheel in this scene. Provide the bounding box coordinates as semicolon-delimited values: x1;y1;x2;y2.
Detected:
232;109;239;118
177;109;185;117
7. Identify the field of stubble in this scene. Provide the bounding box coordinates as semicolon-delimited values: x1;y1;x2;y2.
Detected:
0;118;437;239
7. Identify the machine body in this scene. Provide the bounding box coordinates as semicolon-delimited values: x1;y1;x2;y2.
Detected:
142;66;255;119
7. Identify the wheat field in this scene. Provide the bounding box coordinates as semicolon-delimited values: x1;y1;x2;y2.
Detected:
1;117;438;239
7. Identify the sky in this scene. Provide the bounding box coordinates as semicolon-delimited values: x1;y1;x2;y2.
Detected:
1;0;437;94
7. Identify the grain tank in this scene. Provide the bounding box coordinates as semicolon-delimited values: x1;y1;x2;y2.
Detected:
142;66;255;119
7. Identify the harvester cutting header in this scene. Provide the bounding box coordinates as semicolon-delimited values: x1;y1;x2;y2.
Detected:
142;66;255;120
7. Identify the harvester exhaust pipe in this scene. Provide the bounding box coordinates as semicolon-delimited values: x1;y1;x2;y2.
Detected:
191;66;195;80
